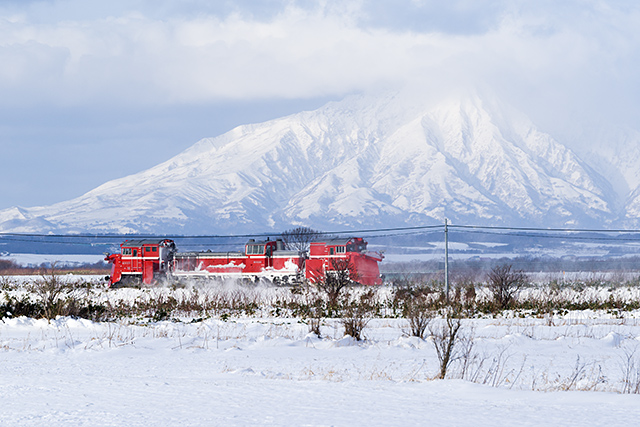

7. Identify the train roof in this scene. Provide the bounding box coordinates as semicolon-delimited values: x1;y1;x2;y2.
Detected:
245;238;282;245
121;239;173;246
311;237;363;245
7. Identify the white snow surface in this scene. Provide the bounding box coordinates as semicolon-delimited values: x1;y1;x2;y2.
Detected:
1;253;105;267
2;285;640;425
2;315;640;426
0;91;634;234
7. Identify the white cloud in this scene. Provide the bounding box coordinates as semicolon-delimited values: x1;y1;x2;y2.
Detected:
1;0;640;210
0;0;638;128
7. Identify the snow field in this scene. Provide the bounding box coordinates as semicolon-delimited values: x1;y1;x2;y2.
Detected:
3;280;640;425
2;311;640;425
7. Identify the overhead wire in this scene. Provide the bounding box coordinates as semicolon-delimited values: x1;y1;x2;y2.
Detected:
3;223;640;249
449;224;640;233
0;224;443;239
454;229;640;242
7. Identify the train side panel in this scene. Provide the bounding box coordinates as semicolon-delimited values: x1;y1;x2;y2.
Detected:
173;252;246;276
171;239;302;282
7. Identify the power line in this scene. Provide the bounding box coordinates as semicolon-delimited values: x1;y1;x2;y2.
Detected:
0;236;115;246
0;224;444;240
456;229;640;242
449;224;640;233
4;222;640;246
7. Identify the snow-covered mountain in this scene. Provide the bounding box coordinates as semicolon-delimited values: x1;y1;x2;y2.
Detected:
0;91;634;234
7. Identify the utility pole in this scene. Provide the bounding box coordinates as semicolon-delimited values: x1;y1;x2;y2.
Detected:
444;218;449;302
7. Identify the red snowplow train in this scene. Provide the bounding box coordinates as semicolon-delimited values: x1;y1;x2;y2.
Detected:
105;237;384;286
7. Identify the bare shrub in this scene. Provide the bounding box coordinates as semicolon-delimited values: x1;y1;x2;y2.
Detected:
308;317;322;337
394;282;435;339
298;285;326;336
308;296;325;336
558;356;604;391
1;293;42;318
175;288;216;319
393;283;435;317
0;274;16;291
461;281;477;309
317;258;356;309
340;289;377;341
472;347;515;387
448;274;478;310
621;348;640;394
20;268;104;320
457;327;477;380
341;307;368;340
430;310;463;379
404;300;432;339
487;264;527;309
280;226;321;252
149;294;178;322
26;264;74;320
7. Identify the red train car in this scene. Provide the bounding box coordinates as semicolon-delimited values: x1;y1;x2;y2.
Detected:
172;239;303;284
104;239;176;286
105;236;383;287
306;237;384;286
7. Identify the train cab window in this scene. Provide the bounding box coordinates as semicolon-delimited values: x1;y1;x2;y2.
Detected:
329;248;334;255
145;247;151;253
123;248;132;256
133;249;138;257
246;245;265;255
349;244;365;252
336;246;346;254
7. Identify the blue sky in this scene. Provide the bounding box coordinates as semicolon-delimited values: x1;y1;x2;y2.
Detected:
1;0;639;209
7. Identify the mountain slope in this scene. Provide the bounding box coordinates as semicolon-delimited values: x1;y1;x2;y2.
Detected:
0;92;622;234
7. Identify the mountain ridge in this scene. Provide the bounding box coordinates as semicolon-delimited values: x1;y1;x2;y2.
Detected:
1;91;636;234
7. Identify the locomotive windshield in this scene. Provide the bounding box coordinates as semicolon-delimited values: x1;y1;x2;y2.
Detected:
246;245;265;255
346;243;366;252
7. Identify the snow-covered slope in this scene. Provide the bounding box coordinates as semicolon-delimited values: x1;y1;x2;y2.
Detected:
0;92;626;234
568;126;640;226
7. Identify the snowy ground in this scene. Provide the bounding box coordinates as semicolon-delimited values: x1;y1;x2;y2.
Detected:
1;253;105;268
2;297;640;425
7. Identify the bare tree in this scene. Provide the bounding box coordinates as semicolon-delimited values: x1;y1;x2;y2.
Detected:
280;226;321;252
430;310;463;379
317;258;356;308
487;264;527;309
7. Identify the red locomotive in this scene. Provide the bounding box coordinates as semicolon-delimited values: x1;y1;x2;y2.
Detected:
105;236;384;286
